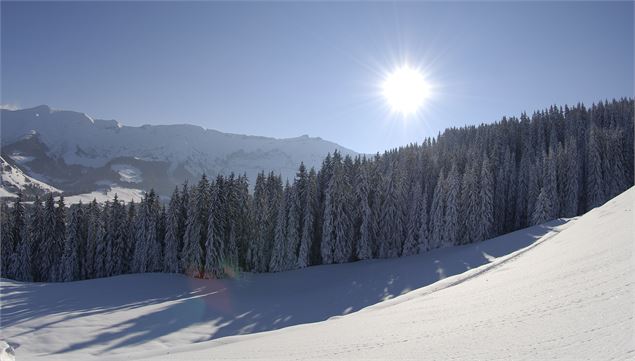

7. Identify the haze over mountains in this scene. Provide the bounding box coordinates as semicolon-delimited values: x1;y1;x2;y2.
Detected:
0;105;355;198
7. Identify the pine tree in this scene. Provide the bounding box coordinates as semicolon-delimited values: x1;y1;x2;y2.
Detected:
285;186;300;270
122;201;136;274
81;200;99;279
101;200;115;277
163;187;181;273
402;180;422;256
0;202;12;278
297;168;317;268
332;156;353;263
13;202;34;281
6;193;25;278
355;164;373;260
234;174;251;271
416;186;430;253
132;197;148;274
94;201;108;278
109;196;126;276
247;172;268;272
181;186;204;278
460;162;480;244
429;170;445;250
321;174;335;264
443;164;460;247
38;194;58;281
146;190;163;272
378;168;405;258
52;195;66;281
269;187;287;272
265;173;283;270
532;187;550;225
61;204;83;281
479;156;495;241
205;181;226;278
586;126;604;209
543;150;558;219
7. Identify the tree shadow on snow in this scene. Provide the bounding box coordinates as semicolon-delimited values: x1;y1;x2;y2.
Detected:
0;219;567;356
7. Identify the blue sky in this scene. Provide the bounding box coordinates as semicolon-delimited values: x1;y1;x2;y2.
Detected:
2;1;633;154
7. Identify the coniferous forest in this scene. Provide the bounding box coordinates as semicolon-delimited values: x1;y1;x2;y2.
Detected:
2;99;633;282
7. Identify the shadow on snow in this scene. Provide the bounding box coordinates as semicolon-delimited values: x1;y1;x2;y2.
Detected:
0;219;567;356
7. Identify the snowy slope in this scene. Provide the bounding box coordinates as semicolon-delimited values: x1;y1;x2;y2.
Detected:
0;155;140;203
0;106;356;195
1;188;632;360
0;156;61;197
152;187;635;361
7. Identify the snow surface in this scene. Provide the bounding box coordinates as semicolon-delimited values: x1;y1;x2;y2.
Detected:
60;186;145;204
110;164;143;184
8;154;34;164
1;188;633;360
0;156;61;196
0;188;16;198
0;341;15;361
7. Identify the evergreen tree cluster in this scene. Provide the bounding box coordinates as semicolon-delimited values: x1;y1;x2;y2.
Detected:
1;99;633;282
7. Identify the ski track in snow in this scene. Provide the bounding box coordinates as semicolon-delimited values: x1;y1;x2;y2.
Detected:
1;188;633;360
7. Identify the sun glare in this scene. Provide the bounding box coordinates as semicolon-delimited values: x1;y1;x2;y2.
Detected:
382;65;430;116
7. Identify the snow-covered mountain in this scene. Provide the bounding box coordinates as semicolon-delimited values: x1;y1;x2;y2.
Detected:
1;188;632;360
0;155;61;198
0;105;356;196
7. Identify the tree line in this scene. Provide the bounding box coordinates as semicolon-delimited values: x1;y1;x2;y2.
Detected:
1;98;633;282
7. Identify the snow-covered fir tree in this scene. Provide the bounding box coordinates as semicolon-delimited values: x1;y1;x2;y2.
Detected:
429;170;446;250
297;167;317;268
269;185;287;272
61;203;83;282
443;164;460;247
163;187;181;273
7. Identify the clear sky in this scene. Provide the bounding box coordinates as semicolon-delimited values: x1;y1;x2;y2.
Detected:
2;1;633;154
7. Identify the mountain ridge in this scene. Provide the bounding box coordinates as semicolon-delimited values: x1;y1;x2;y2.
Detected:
1;105;357;197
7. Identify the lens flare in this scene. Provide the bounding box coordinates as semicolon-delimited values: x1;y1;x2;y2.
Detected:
382;65;430;116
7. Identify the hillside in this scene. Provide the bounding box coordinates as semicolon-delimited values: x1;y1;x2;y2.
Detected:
1;188;633;360
150;186;635;360
0;156;61;197
0;105;356;196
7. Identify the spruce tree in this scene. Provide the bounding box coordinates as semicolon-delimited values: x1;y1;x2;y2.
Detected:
479;156;495;241
355;164;373;260
39;194;58;281
181;186;204;278
402;181;422;256
297;168;317;268
460;162;480;244
429;170;446;250
163;187;181;273
586;126;604;209
0;202;12;278
285;186;300;269
61;204;83;281
269;188;287;272
416;185;430;253
532;187;551;225
443;164;460;247
248;172;268;272
205;181;226;278
13;203;35;282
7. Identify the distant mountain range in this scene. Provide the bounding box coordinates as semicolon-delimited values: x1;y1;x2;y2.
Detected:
0;105;356;199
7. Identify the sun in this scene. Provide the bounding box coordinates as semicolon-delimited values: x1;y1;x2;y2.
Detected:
382;65;430;116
